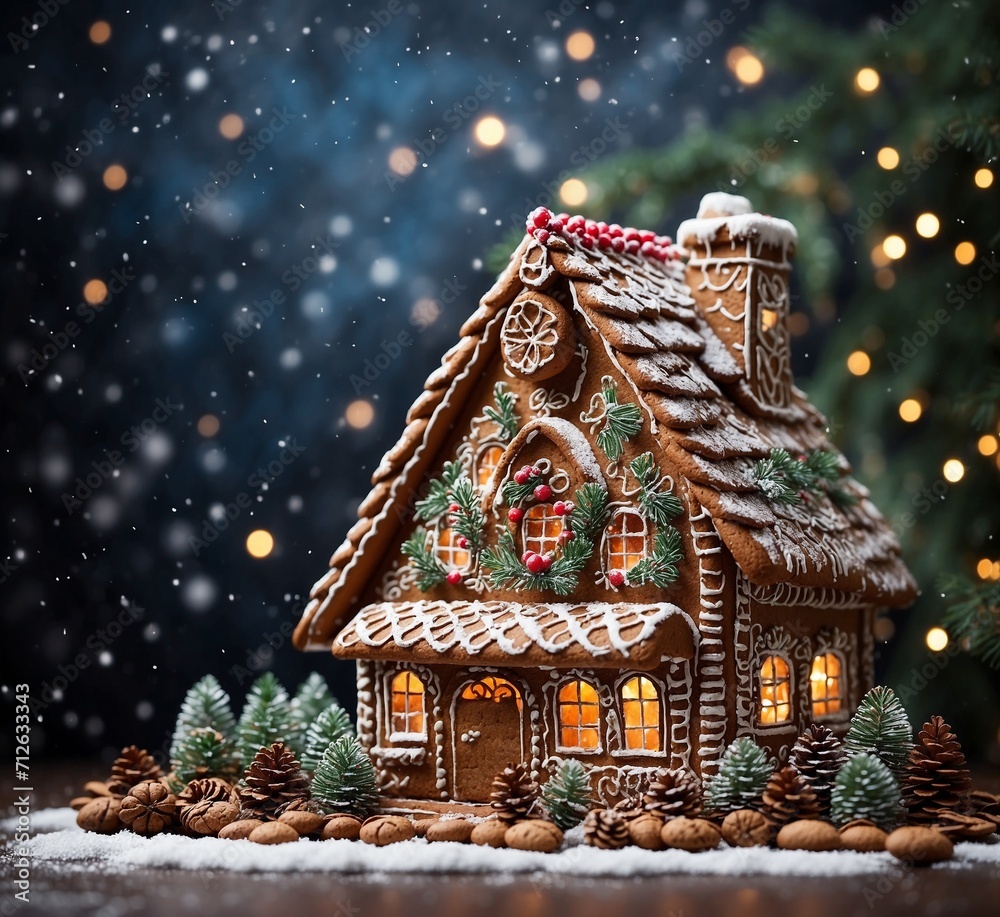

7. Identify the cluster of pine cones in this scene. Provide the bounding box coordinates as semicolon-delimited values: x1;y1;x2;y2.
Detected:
74;742;319;839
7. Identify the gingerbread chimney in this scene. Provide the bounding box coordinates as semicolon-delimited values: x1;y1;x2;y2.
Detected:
677;193;797;410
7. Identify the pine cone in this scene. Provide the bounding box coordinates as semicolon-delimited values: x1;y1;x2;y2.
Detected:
789;725;846;810
490;763;541;825
180;799;240;837
643;768;702;820
969;790;1000;831
931;811;996;840
118;781;176;836
583;809;630;849
761;767;821;826
902;716;972;825
238;742;310;820
107;746;163;797
177;777;236;815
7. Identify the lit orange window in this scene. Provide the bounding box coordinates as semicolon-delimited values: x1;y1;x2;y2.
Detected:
390;671;426;737
758;655;791;725
522;503;562;556
477;445;504;488
620;676;661;752
605;510;648;572
435;525;470;570
558;680;601;750
461;676;522;711
810;653;844;717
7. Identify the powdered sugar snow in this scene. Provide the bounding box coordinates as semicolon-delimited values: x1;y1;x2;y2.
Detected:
7;809;1000;878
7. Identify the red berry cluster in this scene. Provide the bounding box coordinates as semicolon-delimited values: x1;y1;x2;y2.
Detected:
525;206;681;263
505;465;580;576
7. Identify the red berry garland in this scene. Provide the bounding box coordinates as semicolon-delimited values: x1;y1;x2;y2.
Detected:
508;507;524;523
607;570;626;588
525;207;682;263
446;570;463;585
533;483;552;502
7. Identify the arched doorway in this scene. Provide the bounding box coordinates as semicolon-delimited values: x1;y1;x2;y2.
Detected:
452;675;524;802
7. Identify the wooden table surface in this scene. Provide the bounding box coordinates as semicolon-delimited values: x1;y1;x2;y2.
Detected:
4;763;999;917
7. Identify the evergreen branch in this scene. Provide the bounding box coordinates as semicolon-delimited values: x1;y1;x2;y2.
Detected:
940;575;1000;668
448;476;487;553
414;461;464;523
957;369;1000;432
481;530;594;595
630;452;683;526
627;526;683;588
401;529;448;590
754;448;856;508
502;469;543;507
595;377;642;462
573;482;609;542
483;382;520;442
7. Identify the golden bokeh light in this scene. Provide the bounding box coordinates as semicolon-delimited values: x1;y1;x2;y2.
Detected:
870;245;891;268
978;434;998;456
898;399;923;423
974;168;993;189
925;627;949;652
89;21;112;44
977;558;994;580
565;31;595;61
345;399;375;429
219;113;245;139
388;146;418;176
874;268;896;289
847;350;871;376
559;178;588;206
246;529;274;558
882;235;907;259
474;116;506;147
915;213;939;238
855;67;880;93
954;241;976;265
197;414;220;437
942;458;965;483
732;51;764;85
877;147;900;169
102;164;128;191
83;279;108;305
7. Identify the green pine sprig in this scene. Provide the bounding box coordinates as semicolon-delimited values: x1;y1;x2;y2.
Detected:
289;672;335;747
401;530;449;590
541;759;592;830
483;381;520;442
414;460;464;523
310;736;380;819
501;469;544;508
704;737;775;814
595;376;642;462
236;672;295;769
572;482;609;543
630;452;683;526
169;674;236;766
754;448;856;508
481;529;594;596
448;475;487;553
172;727;240;785
843;685;913;776
627;526;684;588
939;575;1000;668
301;703;355;772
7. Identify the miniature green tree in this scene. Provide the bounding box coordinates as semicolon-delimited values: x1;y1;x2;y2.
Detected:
289;672;335;746
236;672;294;768
541;759;592;830
831;752;902;830
704;737;775;814
301;703;355;772
844;686;913;776
169;674;236;765
171;727;240;785
310;736;379;819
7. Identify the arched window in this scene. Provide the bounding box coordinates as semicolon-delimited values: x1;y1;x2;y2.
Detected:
522;503;562;556
477;445;505;488
810;652;844;718
557;680;601;750
434;525;470;570
758;655;792;725
460;676;522;711
390;671;426;737
605;510;648;573
620;675;661;752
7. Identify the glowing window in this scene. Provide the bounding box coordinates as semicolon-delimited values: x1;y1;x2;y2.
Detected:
758;655;792;725
390;671;426;737
810;653;844;717
620;676;661;752
434;525;469;570
605;510;648;572
558;680;601;750
460;676;522;711
477;445;504;488
522;503;562;556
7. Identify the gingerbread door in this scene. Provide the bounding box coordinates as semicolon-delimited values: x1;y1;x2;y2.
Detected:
452;676;524;802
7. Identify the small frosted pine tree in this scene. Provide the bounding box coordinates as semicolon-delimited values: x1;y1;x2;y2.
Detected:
301;703;354;772
172;727;240;785
236;672;294;768
541;759;592;830
705;737;775;814
844;686;913;776
831;752;902;830
310;737;379;818
289;673;335;746
169;674;236;765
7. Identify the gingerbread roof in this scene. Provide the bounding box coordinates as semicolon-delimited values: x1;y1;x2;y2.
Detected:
332;600;697;670
294;207;917;652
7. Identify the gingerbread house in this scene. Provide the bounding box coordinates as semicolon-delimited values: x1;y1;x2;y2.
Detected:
293;193;916;811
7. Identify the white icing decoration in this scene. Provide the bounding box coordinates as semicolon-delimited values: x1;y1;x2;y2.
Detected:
501;297;562;375
528;387;571;417
697;192;753;218
677;212;798;260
